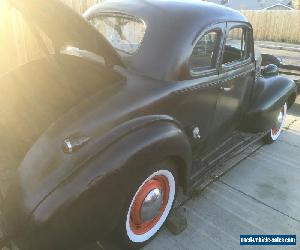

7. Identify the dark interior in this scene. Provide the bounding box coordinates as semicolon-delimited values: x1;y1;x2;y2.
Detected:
222;45;243;64
189;40;217;71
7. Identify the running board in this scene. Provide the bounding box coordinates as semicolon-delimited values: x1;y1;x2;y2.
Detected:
189;131;266;192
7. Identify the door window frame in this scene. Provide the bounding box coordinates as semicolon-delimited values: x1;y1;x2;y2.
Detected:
188;23;226;79
220;22;254;72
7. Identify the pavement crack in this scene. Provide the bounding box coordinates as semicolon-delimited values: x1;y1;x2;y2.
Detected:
284;118;297;130
218;180;300;224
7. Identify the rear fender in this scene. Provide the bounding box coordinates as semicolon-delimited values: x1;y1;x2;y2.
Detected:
29;116;191;246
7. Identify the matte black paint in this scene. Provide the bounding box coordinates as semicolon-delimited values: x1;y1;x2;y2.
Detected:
241;76;296;132
84;0;248;81
0;0;297;249
261;54;282;67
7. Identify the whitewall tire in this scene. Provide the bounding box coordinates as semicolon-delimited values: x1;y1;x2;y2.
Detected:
117;162;177;249
264;102;287;144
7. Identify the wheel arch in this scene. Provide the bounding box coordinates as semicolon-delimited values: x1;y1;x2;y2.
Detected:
116;120;192;193
29;116;192;246
167;155;189;192
92;117;193;238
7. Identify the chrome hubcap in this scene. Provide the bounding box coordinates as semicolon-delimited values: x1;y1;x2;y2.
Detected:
140;188;163;222
277;110;284;124
273;108;284;133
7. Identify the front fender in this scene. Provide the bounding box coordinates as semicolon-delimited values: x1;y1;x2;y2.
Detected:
240;76;297;132
21;116;191;249
261;54;282;67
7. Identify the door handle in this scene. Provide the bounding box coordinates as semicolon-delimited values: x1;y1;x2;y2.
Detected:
219;86;232;92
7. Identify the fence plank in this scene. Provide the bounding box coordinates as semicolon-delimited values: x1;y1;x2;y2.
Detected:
62;0;102;13
242;10;300;43
0;0;103;74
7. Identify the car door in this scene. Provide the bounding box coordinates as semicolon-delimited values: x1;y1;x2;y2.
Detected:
212;22;255;143
173;24;225;157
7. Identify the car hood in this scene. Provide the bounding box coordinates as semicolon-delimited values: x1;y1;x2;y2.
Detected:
8;0;122;66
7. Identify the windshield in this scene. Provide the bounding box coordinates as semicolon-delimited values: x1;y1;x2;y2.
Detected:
89;14;146;55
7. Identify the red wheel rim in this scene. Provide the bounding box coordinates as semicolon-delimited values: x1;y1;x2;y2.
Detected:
129;175;170;235
271;127;280;136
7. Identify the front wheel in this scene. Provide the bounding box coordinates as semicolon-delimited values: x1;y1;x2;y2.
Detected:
117;162;177;249
263;102;287;144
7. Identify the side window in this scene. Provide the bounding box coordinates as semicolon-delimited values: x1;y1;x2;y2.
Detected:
189;30;220;73
222;26;251;65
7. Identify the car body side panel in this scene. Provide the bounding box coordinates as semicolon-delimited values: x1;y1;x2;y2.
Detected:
212;62;255;143
13;120;191;249
168;22;226;162
170;76;219;158
202;21;256;148
1;55;219;241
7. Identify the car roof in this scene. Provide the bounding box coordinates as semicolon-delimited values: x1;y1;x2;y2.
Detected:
84;0;248;81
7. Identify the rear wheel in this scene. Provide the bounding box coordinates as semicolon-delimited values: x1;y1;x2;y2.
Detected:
263;102;287;144
117;162;177;249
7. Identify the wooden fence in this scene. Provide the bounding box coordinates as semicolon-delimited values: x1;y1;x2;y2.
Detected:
0;1;300;75
0;0;103;74
242;10;300;43
62;0;102;13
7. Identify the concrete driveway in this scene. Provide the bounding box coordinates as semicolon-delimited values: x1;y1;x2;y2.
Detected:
143;97;300;250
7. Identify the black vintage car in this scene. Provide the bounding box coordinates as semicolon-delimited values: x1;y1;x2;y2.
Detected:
0;0;297;249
